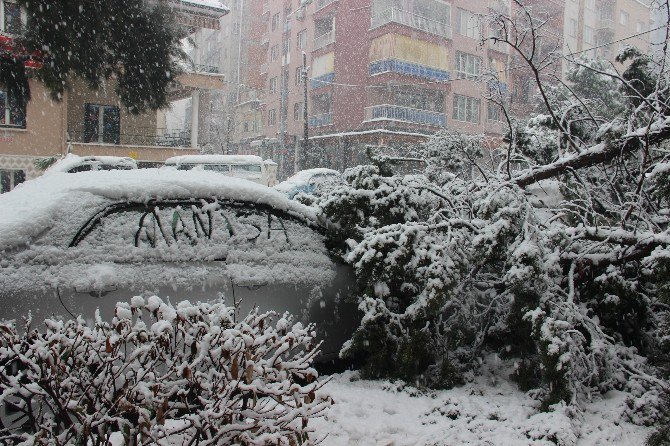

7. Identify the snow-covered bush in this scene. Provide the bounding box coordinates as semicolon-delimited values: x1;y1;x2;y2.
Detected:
0;297;331;445
318;124;667;410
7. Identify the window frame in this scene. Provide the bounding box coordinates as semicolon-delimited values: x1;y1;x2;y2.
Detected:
1;0;25;35
455;51;482;79
0;87;26;128
0;168;25;194
453;94;480;123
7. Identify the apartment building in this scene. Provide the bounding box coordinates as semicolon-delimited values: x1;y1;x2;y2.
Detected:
506;0;651;116
251;0;514;178
562;0;652;64
0;0;228;193
217;0;651;179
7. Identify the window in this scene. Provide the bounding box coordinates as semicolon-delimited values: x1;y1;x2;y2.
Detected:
268;109;276;126
0;169;25;193
568;18;578;37
83;104;120;144
2;1;22;34
295;66;303;86
456;9;480;40
0;88;26;128
453;94;480;123
636;21;645;33
487;102;502;121
584;26;594;45
620;10;629;26
269;77;277;93
293;102;304;121
271;13;280;31
455;52;482;79
282;38;290;56
297;29;307;50
270;44;279;61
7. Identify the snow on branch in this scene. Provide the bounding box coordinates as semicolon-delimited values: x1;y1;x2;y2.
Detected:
0;297;331;445
513;117;670;187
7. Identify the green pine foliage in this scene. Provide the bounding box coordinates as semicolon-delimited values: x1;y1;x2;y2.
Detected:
6;0;186;113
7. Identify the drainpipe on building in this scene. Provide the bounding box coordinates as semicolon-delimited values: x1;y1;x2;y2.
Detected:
191;32;201;150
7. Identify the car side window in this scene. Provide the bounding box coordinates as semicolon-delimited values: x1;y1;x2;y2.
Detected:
68;164;93;173
204;165;230;173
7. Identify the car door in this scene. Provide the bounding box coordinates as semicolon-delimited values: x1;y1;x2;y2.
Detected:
57;198;358;359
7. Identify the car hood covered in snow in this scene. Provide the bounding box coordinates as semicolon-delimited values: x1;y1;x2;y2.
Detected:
0;169;337;296
0;169;320;250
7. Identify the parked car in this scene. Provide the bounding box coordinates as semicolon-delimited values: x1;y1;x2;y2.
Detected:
0;169;358;361
164;155;278;187
45;154;138;173
274;168;342;199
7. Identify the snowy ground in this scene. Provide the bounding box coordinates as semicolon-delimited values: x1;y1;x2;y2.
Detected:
313;369;652;446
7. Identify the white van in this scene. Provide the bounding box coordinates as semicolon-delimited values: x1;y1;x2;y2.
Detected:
164;155;278;186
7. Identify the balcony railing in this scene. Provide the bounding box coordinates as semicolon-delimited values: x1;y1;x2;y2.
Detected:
488;39;509;54
68;128;192;148
371;7;452;39
193;64;220;74
313;29;335;50
311;72;335;88
370;59;450;82
315;0;337;12
309;112;333;127
364;104;446;127
597;16;615;31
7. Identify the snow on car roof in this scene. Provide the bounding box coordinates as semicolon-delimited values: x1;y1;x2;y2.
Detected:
0;169;318;250
274;168;341;193
164;155;266;165
45;154;137;174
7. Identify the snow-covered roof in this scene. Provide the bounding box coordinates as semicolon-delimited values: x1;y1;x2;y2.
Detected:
274;168;341;193
45;154;138;174
0;169;317;251
164;155;267;165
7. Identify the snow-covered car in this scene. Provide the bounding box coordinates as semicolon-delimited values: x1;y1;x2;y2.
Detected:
164;155;278;187
45;154;138;173
274;168;342;199
0;169;358;361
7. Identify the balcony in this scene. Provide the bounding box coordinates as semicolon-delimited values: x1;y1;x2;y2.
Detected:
597;16;615;31
309;112;333;127
371;7;452;39
311;72;335;89
364;104;446;127
68;127;193;148
192;64;220;74
370;59;450;82
316;0;337;12
314;29;336;50
488;39;509;54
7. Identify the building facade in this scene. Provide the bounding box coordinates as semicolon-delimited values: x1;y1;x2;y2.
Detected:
248;0;516;178
0;0;229;193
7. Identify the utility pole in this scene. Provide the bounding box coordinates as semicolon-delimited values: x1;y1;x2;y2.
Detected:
300;51;309;171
